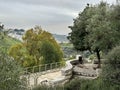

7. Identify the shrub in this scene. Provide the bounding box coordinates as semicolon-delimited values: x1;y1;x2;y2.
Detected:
32;78;120;90
0;52;26;90
102;46;120;85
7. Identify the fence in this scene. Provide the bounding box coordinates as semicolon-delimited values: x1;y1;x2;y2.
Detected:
21;62;65;89
24;62;64;74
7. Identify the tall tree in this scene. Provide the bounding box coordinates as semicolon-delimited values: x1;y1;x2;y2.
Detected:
86;2;118;67
68;5;95;51
68;2;120;67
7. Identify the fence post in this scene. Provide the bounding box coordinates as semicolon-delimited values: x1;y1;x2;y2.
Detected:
50;63;52;70
32;66;34;73
45;64;47;71
39;65;41;72
56;62;58;68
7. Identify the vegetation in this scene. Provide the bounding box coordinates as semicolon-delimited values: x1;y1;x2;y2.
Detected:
9;26;64;67
0;36;20;53
32;78;120;90
0;52;26;90
40;40;63;64
65;78;119;90
102;46;120;85
33;1;120;90
0;1;120;90
68;2;120;67
0;28;20;54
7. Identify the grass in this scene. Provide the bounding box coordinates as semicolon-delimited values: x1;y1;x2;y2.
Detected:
0;36;21;53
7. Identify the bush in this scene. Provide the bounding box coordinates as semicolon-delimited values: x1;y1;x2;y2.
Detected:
40;40;63;64
32;78;120;90
0;52;26;90
102;46;120;85
88;54;96;60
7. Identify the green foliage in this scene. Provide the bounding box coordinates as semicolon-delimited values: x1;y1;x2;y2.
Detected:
88;54;96;60
64;79;81;90
0;52;26;90
68;2;120;66
102;46;120;85
60;43;81;59
79;78;119;90
9;26;64;67
110;4;120;34
68;5;93;51
86;2;118;52
40;40;63;64
33;85;64;90
0;35;20;54
32;78;120;90
8;43;33;67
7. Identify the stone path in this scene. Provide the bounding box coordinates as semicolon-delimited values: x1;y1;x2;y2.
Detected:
24;70;64;87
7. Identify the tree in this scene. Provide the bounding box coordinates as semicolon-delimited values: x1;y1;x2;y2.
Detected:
0;52;26;90
9;44;24;62
40;40;63;64
109;4;120;44
9;44;35;67
38;29;63;64
68;5;95;51
85;2;119;67
68;2;120;67
9;26;64;67
102;46;120;85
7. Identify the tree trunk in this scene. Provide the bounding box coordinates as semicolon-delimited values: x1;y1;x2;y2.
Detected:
96;49;101;68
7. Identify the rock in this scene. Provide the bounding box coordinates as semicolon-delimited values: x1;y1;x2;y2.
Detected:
50;76;69;85
73;65;97;77
61;59;75;76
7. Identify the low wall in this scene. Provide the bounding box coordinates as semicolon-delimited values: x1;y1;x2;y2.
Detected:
49;59;79;85
61;59;78;76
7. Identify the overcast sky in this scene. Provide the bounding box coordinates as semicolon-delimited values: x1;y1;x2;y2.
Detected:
0;0;116;35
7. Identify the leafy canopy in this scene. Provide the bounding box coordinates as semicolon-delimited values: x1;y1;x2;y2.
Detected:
9;26;63;67
68;2;120;67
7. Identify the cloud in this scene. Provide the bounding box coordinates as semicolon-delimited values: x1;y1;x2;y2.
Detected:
0;0;116;35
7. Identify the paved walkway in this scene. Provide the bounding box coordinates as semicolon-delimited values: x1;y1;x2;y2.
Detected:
24;70;63;86
23;63;100;88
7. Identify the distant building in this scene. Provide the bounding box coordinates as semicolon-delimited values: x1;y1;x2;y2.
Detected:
7;29;25;41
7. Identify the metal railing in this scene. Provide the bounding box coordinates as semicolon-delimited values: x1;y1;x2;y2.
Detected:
24;62;64;74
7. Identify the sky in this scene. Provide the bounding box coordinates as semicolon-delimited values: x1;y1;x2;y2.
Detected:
0;0;117;35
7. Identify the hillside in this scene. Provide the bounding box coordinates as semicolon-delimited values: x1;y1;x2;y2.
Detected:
0;36;21;53
52;34;69;43
7;29;69;43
